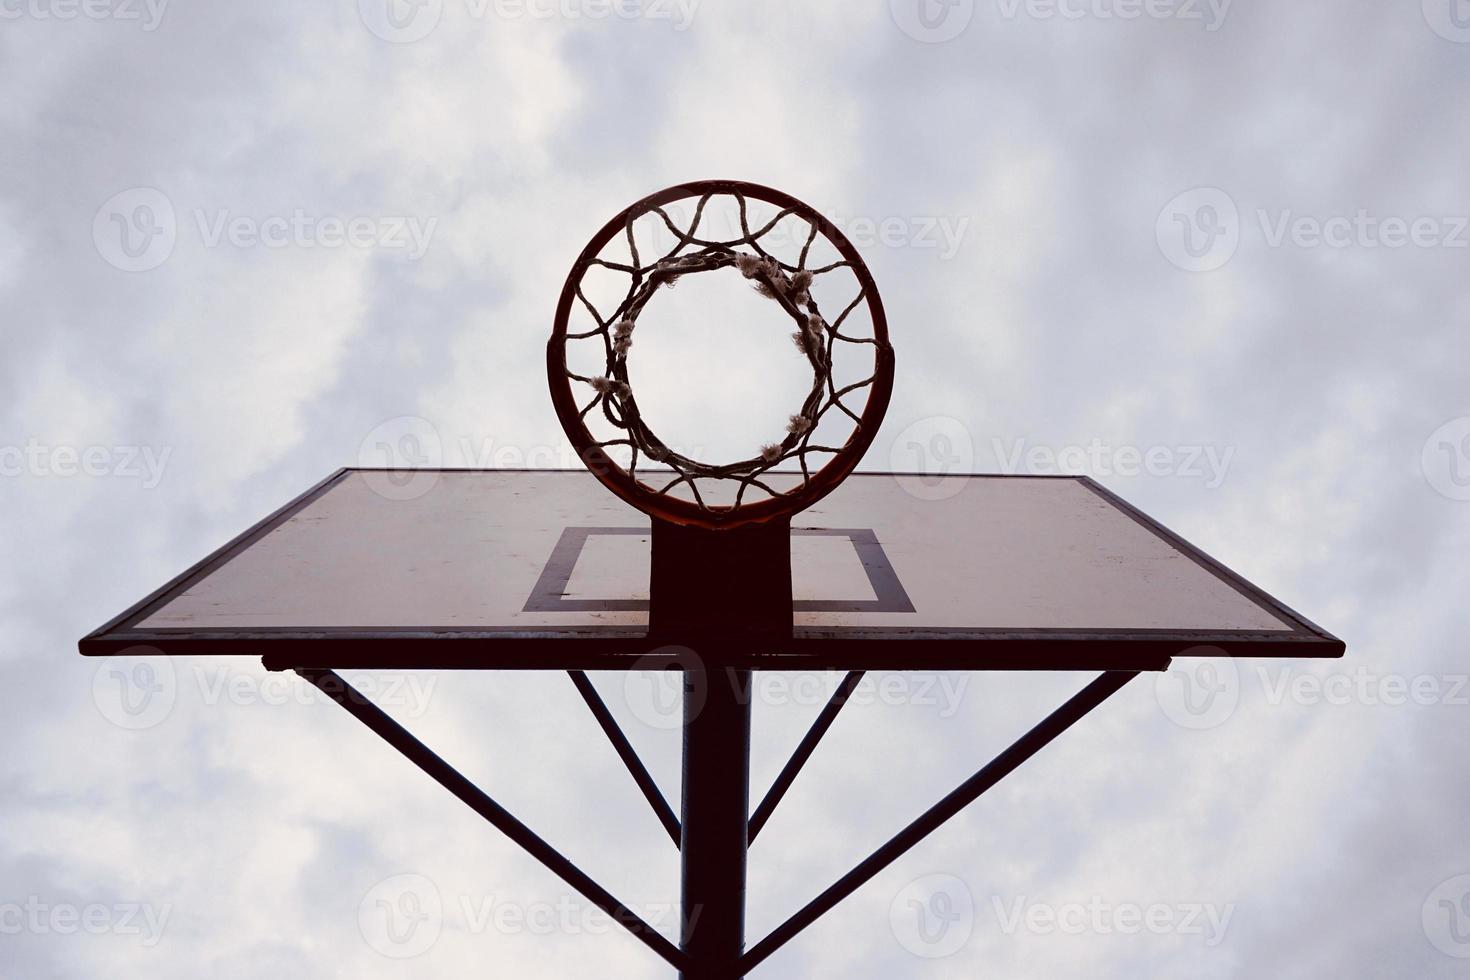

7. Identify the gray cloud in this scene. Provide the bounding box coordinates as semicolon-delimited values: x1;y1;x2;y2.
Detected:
3;1;1467;976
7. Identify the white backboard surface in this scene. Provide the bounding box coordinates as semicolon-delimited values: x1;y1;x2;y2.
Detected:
82;469;1343;670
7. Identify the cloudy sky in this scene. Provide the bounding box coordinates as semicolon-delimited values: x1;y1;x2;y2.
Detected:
4;0;1470;976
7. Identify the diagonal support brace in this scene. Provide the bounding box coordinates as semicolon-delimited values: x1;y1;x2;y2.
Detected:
738;669;1143;974
296;668;689;972
748;670;865;844
568;670;681;847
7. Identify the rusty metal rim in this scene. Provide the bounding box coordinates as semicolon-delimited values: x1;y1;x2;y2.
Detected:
548;179;894;529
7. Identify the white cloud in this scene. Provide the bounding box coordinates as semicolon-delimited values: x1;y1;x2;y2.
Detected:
3;2;1467;978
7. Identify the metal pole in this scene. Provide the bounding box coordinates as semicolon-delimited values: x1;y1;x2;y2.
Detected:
295;668;689;971
679;665;751;979
568;670;682;847
649;516;786;978
748;669;865;844
737;669;1142;973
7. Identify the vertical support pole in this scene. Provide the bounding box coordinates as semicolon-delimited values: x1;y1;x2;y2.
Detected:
650;516;790;980
679;665;751;979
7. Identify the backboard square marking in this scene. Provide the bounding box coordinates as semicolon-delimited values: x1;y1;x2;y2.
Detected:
523;526;915;615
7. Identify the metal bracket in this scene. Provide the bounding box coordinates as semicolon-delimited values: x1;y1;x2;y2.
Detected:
736;669;1144;974
749;670;865;844
568;670;681;846
295;668;691;972
293;665;1149;978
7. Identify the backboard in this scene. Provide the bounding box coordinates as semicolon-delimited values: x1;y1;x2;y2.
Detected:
79;468;1343;671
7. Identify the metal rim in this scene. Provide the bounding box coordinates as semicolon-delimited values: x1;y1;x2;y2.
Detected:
548;179;895;529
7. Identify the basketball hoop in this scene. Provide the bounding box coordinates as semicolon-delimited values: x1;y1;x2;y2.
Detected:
82;179;1345;980
549;179;895;529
